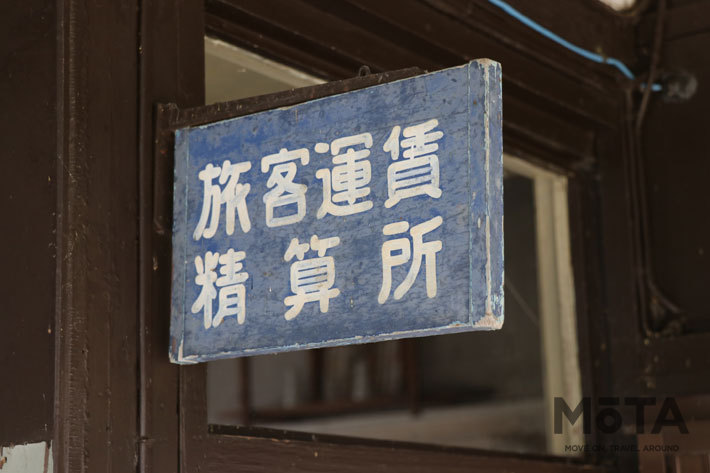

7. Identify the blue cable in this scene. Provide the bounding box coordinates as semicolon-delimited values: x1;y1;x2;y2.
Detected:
488;0;662;91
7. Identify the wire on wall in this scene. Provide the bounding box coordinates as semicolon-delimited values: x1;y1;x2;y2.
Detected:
489;0;681;334
630;0;683;336
487;0;662;91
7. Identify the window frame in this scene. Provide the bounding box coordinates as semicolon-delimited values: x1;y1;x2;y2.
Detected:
154;66;600;473
55;0;707;471
505;156;584;455
138;2;635;471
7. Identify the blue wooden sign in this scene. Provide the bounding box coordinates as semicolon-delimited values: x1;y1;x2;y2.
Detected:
170;60;503;364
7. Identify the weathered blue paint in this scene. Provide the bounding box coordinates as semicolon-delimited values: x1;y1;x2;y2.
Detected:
170;60;503;364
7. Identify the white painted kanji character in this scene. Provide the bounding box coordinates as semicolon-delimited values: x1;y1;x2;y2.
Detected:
315;133;373;218
261;148;309;227
191;248;250;329
219;160;253;235
193;160;252;240
191;251;219;329
383;119;443;208
193;164;221;240
214;248;249;326
378;216;443;304
283;235;341;320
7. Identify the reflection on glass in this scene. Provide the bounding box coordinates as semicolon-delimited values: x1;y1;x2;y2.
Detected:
208;173;545;452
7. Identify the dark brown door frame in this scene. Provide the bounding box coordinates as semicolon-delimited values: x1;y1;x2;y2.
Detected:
55;0;142;471
148;69;604;472
138;2;205;473
52;0;620;471
157;5;629;473
53;0;680;472
54;0;204;472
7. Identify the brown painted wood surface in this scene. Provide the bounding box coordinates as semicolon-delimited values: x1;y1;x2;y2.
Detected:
203;429;604;473
54;1;140;471
0;0;57;446
4;0;705;471
138;2;205;473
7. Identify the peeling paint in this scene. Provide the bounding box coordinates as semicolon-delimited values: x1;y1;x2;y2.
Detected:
0;442;52;473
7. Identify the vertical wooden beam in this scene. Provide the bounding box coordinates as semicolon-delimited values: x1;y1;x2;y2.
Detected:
138;1;205;473
55;0;141;471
